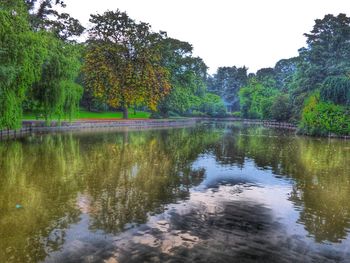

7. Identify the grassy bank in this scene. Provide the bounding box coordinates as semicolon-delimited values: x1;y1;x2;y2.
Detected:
23;109;151;120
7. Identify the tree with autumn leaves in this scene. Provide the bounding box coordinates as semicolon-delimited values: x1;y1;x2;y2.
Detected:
83;10;171;119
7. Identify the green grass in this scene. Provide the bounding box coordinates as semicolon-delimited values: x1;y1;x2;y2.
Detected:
77;109;150;119
22;109;151;120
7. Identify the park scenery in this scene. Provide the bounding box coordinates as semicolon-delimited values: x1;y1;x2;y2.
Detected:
0;1;349;263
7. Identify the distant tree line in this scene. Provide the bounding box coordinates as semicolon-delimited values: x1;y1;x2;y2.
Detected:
208;13;350;136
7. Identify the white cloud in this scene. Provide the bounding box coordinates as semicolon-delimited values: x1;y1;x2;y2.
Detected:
64;0;350;73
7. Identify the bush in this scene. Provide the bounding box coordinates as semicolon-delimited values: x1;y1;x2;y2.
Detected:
150;112;163;119
231;111;241;117
168;111;181;118
198;93;227;117
191;110;207;117
238;79;279;119
270;94;292;121
300;93;350;136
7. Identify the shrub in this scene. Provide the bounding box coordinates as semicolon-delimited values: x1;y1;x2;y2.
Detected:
168;111;181;118
231;111;241;117
150;112;163;119
270;94;292;121
300;93;350;136
191;110;207;117
198;93;227;117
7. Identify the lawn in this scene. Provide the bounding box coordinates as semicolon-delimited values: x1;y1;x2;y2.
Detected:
22;109;151;120
78;109;151;119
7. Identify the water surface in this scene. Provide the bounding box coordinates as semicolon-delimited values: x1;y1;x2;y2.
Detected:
0;123;350;262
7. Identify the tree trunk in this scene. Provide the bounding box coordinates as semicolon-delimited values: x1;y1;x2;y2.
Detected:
123;106;128;119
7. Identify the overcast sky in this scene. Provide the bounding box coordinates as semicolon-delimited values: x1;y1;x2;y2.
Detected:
64;0;349;74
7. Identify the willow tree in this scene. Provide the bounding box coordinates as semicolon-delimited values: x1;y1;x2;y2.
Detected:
29;36;83;122
0;0;46;129
83;10;171;119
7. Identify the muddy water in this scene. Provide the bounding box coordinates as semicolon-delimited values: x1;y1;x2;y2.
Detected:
0;123;350;262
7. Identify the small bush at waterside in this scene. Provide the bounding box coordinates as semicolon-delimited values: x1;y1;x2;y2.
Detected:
231;111;241;118
299;94;350;136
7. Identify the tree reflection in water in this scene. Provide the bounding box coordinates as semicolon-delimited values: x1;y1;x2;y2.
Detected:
0;123;350;263
0;126;221;262
212;124;350;243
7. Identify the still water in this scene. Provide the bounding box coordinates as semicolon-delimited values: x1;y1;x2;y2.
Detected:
0;123;350;262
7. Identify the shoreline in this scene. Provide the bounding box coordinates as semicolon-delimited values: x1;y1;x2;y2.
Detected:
0;118;349;140
0;119;198;140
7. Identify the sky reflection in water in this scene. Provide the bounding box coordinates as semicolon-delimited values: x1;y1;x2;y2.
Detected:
0;123;350;262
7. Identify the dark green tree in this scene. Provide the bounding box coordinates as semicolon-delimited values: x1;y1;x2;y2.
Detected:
270;94;292;121
208;66;248;112
274;57;299;91
292;15;350;100
256;67;276;88
157;37;209;116
26;0;85;41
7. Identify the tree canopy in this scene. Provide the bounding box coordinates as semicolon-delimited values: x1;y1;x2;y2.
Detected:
210;13;350;135
83;10;171;119
0;5;348;135
208;66;248;112
0;0;83;129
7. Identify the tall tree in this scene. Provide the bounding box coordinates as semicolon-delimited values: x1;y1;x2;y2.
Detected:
157;37;208;116
239;78;280;119
0;0;46;129
304;13;350;80
26;0;84;41
274;57;299;91
290;13;350;119
256;67;276;88
83;10;171;119
29;36;83;122
208;66;248;111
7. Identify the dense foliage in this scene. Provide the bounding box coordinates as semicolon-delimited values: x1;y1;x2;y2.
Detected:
83;10;171;119
0;0;83;128
210;13;350;135
1;2;348;134
29;38;83;122
1;1;225;126
300;93;350;136
207;66;248;112
155;37;225;117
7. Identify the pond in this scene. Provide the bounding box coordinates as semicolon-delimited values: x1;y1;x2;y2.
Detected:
0;122;350;262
